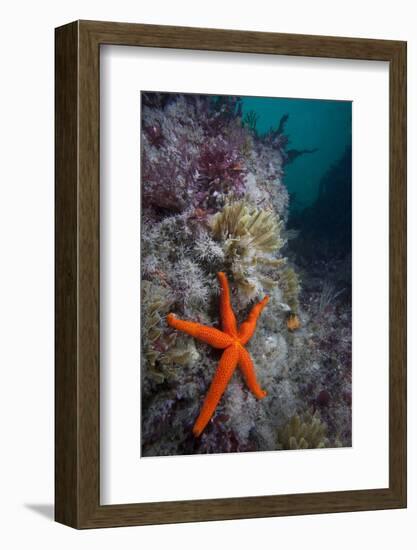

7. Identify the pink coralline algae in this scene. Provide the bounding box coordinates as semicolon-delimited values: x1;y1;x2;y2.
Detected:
141;94;285;215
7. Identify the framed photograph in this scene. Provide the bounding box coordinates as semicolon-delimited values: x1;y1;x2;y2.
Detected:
55;20;406;528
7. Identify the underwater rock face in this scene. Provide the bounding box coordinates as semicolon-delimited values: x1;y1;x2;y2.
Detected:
141;92;352;456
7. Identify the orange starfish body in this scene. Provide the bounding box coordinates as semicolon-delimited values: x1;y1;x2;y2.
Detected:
166;272;269;437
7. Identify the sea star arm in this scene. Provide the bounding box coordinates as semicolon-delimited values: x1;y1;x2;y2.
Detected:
193;344;240;437
166;313;233;349
238;346;267;399
217;272;238;337
238;296;269;344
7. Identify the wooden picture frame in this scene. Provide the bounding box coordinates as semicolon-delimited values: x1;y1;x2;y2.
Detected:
55;20;407;529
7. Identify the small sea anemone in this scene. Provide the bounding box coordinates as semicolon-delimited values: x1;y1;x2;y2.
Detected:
210;200;285;303
278;410;329;450
141;280;202;389
278;266;301;313
287;313;301;332
211;200;283;252
194;231;225;267
141;280;174;368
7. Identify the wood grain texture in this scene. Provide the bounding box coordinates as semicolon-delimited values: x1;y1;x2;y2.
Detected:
55;21;79;527
388;41;407;504
55;20;407;529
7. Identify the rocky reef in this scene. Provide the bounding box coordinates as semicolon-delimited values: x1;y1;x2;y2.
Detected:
141;92;352;456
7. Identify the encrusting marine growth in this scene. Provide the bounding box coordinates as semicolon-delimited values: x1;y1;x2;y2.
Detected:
167;272;269;437
141;93;352;455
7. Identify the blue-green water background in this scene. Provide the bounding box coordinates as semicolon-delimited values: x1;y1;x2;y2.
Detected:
241;97;352;212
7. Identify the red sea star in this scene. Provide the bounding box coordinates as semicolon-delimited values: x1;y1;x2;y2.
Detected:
167;272;269;437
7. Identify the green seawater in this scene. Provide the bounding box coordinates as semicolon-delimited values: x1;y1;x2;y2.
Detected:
241;96;352;213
